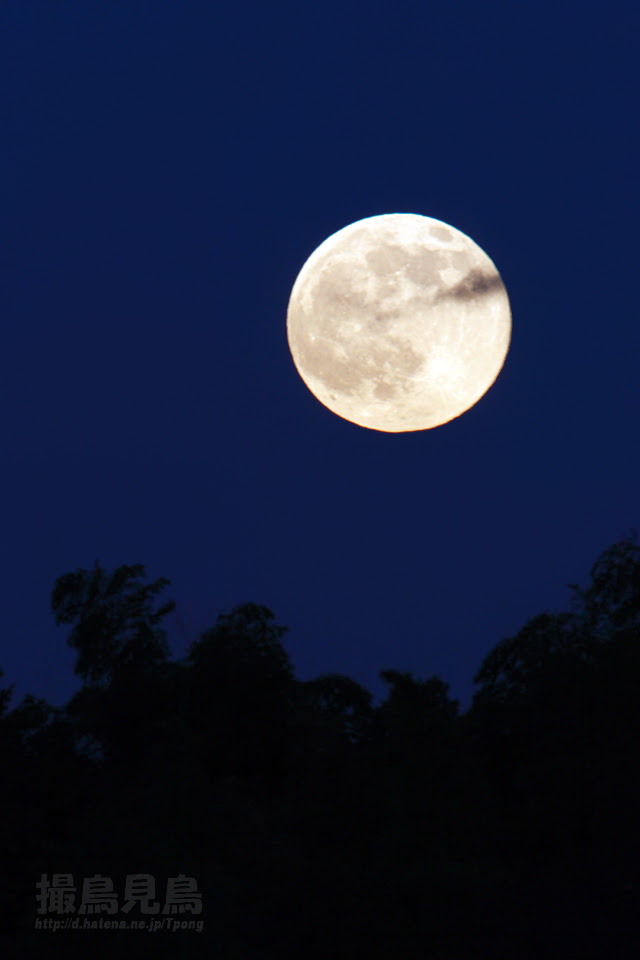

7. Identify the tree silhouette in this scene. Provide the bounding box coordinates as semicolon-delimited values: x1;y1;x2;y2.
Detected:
51;560;175;686
466;532;640;955
1;536;639;958
187;602;296;783
569;529;640;641
0;667;14;720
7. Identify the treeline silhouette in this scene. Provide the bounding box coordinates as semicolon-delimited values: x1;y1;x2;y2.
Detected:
1;534;639;958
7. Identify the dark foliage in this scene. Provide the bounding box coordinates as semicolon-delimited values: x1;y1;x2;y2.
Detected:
1;533;639;957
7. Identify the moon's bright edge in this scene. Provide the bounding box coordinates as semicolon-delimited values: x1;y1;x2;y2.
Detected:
286;213;511;432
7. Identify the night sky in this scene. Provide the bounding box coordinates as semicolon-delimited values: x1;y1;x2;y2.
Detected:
2;1;638;713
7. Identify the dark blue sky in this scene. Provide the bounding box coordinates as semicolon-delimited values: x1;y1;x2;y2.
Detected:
2;1;638;711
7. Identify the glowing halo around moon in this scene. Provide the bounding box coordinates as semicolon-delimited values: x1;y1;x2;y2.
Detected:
286;213;511;432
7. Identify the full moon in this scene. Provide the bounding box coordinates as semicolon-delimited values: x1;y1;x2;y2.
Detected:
286;213;511;431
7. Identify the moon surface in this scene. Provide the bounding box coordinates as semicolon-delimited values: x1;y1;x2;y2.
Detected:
286;213;511;431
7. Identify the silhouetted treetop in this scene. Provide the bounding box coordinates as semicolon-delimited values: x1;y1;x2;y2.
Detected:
375;670;459;765
472;533;640;711
379;670;459;723
296;672;374;746
50;560;175;686
472;611;581;703
188;601;293;683
569;530;640;641
0;667;14;719
186;602;295;780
